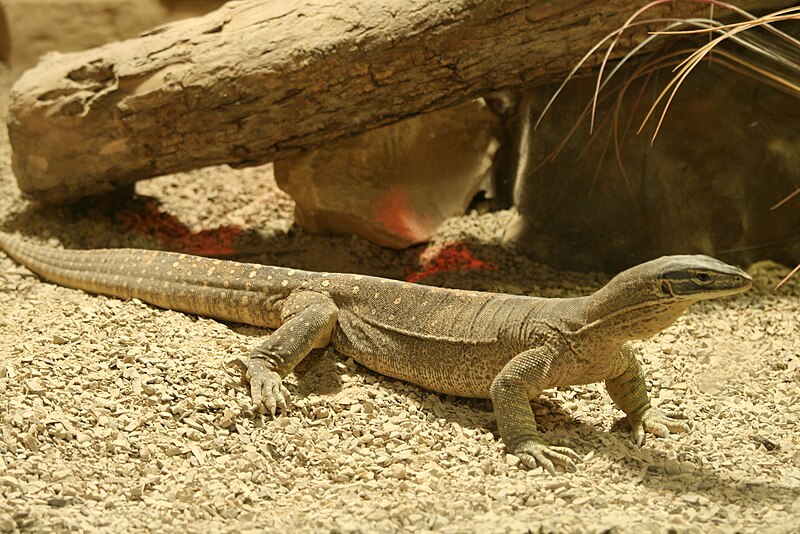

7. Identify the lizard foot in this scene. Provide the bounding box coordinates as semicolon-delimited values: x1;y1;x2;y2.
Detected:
630;407;690;446
510;439;582;475
227;357;290;416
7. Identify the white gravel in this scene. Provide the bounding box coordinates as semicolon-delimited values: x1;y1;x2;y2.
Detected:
0;65;798;533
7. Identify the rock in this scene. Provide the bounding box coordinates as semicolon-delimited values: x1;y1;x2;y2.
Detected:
46;497;68;508
0;512;15;532
52;334;70;345
503;61;800;272
274;100;499;248
664;458;683;475
2;0;166;72
23;378;45;394
1;0;224;73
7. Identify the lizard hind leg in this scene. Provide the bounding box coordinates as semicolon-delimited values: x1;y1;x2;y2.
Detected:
229;290;338;415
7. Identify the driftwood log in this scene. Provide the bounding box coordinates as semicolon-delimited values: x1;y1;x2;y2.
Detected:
7;0;790;202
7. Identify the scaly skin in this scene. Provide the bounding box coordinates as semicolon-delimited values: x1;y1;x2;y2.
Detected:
0;231;752;473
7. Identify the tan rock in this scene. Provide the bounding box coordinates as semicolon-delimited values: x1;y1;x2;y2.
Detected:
0;1;224;74
2;0;166;72
274;100;499;248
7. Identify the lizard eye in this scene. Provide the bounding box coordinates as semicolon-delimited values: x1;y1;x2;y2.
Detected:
695;272;712;284
660;281;672;296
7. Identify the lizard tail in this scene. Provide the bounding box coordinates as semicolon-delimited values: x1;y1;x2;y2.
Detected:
0;231;285;326
0;231;155;298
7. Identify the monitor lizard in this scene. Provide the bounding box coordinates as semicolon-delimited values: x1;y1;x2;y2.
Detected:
0;231;752;473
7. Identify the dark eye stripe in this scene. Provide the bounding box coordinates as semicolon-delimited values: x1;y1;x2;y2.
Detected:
663;270;715;282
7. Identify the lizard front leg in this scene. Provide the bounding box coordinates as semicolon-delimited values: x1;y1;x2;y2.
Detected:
490;346;581;474
230;290;338;415
605;344;690;446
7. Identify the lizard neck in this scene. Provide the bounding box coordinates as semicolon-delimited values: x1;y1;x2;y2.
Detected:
579;277;692;342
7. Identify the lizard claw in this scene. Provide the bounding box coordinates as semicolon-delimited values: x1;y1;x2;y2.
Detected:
511;439;582;475
226;357;249;382
630;407;690;446
226;357;291;416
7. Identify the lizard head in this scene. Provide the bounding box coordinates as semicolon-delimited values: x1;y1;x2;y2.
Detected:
587;255;751;340
652;255;752;301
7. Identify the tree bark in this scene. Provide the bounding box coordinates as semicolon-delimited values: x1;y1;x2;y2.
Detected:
7;0;789;202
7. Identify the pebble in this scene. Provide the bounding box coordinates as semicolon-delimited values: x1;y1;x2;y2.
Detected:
46;497;68;508
23;378;45;394
52;334;70;345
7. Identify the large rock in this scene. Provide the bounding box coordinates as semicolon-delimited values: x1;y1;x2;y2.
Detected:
274;100;499;248
2;0;166;72
503;61;800;271
0;0;224;72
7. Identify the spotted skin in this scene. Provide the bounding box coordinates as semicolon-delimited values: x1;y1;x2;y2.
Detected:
0;232;752;473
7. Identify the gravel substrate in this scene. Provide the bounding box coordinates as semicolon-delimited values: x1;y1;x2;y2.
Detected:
0;66;798;533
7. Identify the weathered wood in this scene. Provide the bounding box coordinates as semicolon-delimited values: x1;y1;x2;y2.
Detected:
7;0;790;202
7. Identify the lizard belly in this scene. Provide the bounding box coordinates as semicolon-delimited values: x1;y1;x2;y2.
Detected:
327;282;538;398
331;317;509;398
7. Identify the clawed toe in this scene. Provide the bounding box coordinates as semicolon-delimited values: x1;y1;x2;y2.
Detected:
513;440;582;475
225;358;290;416
632;407;691;446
